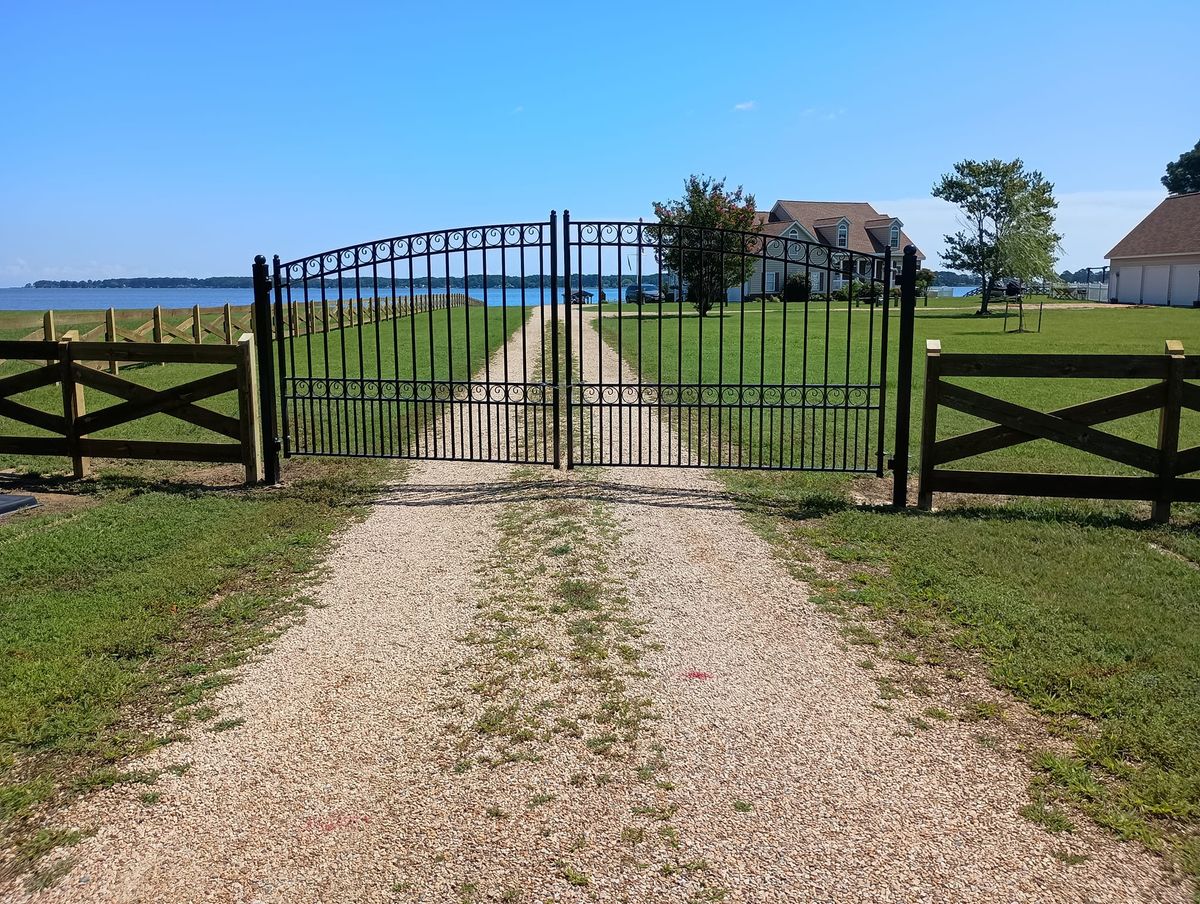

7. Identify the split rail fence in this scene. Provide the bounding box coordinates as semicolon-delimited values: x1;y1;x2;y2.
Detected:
918;339;1200;522
1;293;477;372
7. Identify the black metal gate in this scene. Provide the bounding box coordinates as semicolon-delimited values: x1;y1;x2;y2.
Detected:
256;210;916;491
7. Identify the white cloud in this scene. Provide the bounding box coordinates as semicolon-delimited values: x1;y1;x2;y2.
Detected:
512;105;524;114
872;189;1164;271
733;100;756;112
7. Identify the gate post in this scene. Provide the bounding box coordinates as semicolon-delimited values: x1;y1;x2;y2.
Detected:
890;245;919;507
563;210;574;470
550;210;561;469
252;254;281;484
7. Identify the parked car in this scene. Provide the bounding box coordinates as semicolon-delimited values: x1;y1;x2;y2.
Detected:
623;284;661;304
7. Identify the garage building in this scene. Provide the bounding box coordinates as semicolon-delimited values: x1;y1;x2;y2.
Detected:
1106;192;1200;307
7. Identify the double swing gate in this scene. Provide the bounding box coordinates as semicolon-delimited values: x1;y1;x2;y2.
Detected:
256;211;917;486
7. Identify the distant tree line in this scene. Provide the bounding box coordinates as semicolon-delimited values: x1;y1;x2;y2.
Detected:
1056;267;1108;283
929;270;981;287
29;274;674;290
29;277;251;289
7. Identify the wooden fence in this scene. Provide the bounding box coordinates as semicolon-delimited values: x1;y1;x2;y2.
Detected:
0;335;263;484
2;294;477;372
917;339;1200;522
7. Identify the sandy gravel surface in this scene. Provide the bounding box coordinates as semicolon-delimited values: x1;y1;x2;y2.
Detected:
12;307;1189;903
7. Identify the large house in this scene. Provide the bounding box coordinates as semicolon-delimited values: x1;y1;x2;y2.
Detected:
1105;192;1200;306
729;200;924;300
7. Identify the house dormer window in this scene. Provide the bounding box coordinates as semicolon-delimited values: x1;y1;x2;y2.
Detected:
889;223;900;248
836;222;848;248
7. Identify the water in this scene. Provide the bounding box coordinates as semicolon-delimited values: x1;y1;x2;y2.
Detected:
0;283;980;312
0;285;586;312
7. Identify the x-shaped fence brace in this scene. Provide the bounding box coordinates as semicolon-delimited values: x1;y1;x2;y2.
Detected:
917;339;1200;522
0;337;263;483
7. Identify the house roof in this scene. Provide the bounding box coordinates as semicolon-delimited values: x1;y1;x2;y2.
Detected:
1106;192;1200;259
768;200;924;259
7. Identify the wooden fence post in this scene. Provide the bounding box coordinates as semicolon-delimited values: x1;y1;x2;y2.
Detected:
1152;339;1185;524
105;308;119;375
236;332;265;484
152;305;165;366
192;304;203;345
223;303;234;344
43;310;56;366
58;334;91;479
916;339;942;511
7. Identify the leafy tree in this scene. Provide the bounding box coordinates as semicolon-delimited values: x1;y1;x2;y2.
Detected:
932;159;1061;314
653;175;760;317
1163;140;1200;195
915;268;935;295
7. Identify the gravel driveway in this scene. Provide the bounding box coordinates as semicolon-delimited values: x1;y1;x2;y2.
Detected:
14;307;1189;903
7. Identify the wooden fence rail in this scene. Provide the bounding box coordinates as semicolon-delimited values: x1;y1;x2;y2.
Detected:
917;339;1200;522
0;336;263;484
1;294;477;371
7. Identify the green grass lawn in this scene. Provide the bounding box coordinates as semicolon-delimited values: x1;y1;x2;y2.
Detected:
592;301;1200;475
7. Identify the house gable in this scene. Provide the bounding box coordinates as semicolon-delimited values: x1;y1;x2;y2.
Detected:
769;200;924;260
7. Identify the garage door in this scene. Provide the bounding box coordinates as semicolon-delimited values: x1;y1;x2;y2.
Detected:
1116;266;1142;303
1142;266;1170;305
1170;265;1200;306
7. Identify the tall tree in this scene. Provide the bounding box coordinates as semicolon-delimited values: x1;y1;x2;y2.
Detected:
932;159;1061;315
1163;140;1200;195
653;175;760;317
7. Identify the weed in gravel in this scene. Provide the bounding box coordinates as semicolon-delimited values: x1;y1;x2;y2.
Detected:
211;717;244;732
874;676;904;701
1051;849;1090;866
962;700;1005;722
733;799;754;813
559;865;590;887
1020;797;1075;833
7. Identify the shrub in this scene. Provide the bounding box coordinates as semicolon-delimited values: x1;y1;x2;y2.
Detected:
783;272;812;304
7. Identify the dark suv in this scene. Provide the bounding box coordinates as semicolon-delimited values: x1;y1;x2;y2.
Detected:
624;284;661;303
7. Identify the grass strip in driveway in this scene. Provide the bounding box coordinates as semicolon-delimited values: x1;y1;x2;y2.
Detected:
0;459;388;884
722;470;1200;894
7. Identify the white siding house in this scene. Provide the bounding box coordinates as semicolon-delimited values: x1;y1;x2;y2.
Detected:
725;200;924;301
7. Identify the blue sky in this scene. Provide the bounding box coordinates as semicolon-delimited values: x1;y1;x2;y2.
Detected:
1;0;1196;283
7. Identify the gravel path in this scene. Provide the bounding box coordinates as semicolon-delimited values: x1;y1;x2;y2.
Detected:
13;307;1189;903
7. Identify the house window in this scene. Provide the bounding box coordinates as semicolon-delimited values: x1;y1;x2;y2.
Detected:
889;223;900;248
765;271;778;292
837;222;848;248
